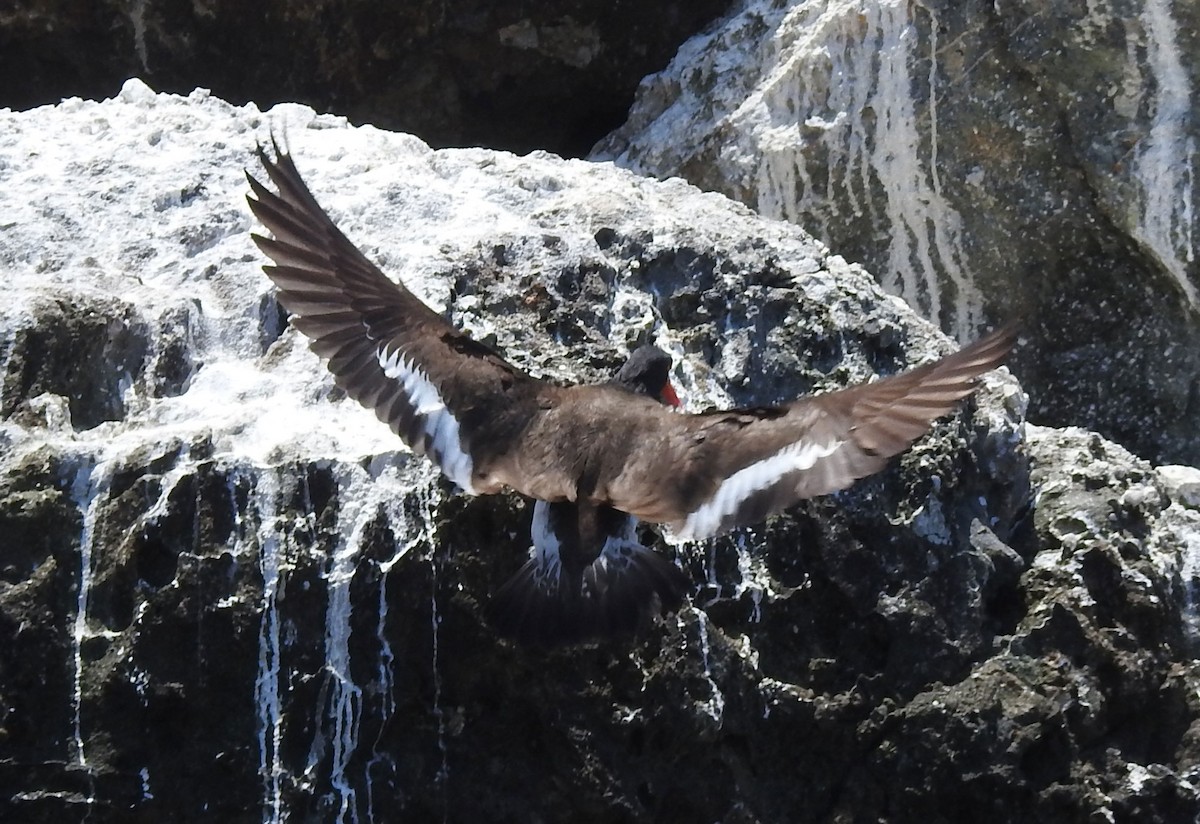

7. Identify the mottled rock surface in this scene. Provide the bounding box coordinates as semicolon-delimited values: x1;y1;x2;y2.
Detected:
1;88;1198;822
594;0;1200;466
1;0;732;157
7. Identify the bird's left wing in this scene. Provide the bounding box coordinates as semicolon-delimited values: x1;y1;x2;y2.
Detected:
593;325;1018;540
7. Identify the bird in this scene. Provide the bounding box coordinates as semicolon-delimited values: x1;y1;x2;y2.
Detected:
487;344;692;646
245;141;1018;647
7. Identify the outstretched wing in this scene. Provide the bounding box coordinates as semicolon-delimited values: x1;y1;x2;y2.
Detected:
579;325;1018;540
246;142;545;494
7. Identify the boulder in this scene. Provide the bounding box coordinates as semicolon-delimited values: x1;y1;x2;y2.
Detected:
1;84;1196;822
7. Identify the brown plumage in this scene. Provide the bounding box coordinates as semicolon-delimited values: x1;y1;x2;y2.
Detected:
245;141;1018;645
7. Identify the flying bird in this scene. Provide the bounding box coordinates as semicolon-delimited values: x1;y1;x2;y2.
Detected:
488;345;691;646
245;143;1017;647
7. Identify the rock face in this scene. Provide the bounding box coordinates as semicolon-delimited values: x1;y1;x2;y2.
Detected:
1;87;1198;822
594;0;1200;467
0;0;733;157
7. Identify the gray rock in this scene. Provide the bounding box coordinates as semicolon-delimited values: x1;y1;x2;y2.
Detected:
2;294;150;429
593;0;1200;466
1159;464;1200;509
0;86;1196;822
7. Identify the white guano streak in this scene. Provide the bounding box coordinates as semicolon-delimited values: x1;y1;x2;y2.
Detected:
248;467;283;824
69;456;109;771
867;2;978;335
749;0;983;336
1135;0;1197;307
325;465;365;824
695;611;725;725
377;348;476;494
678;438;842;541
320;461;431;824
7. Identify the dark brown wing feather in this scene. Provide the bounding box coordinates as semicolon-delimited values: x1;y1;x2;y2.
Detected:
245;142;545;492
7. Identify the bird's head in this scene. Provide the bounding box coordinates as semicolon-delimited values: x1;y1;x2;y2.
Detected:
613;345;682;408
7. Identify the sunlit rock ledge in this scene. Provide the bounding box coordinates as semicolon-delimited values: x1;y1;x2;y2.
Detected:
0;82;1197;822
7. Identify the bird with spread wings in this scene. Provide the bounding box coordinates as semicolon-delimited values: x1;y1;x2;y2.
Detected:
246;142;1017;646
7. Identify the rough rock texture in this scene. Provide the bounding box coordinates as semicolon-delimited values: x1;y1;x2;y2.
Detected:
593;0;1200;467
0;0;733;157
1;88;1198;822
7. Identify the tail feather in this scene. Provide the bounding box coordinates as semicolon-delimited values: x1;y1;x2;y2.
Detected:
488;512;689;647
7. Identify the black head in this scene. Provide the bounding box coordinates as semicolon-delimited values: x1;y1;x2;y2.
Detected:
613;345;680;406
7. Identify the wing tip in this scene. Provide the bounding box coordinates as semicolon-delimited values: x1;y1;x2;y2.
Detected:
971;320;1020;363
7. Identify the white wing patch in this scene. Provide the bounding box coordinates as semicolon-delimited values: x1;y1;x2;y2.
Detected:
675;438;843;541
378;346;476;494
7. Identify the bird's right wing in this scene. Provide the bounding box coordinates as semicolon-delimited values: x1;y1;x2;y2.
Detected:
246;142;548;494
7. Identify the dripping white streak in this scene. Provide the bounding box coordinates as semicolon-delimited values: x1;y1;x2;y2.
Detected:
377;477;452;816
322;461;437;824
731;531;764;623
750;1;984;334
1136;0;1198;306
325;466;370;824
363;547;396;824
249;467;284;824
375;560;396;718
365;469;436;820
69;455;108;770
326;552;363;824
695;611;725;725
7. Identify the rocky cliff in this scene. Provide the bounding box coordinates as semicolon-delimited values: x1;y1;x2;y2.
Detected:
595;0;1200;467
1;83;1198;822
